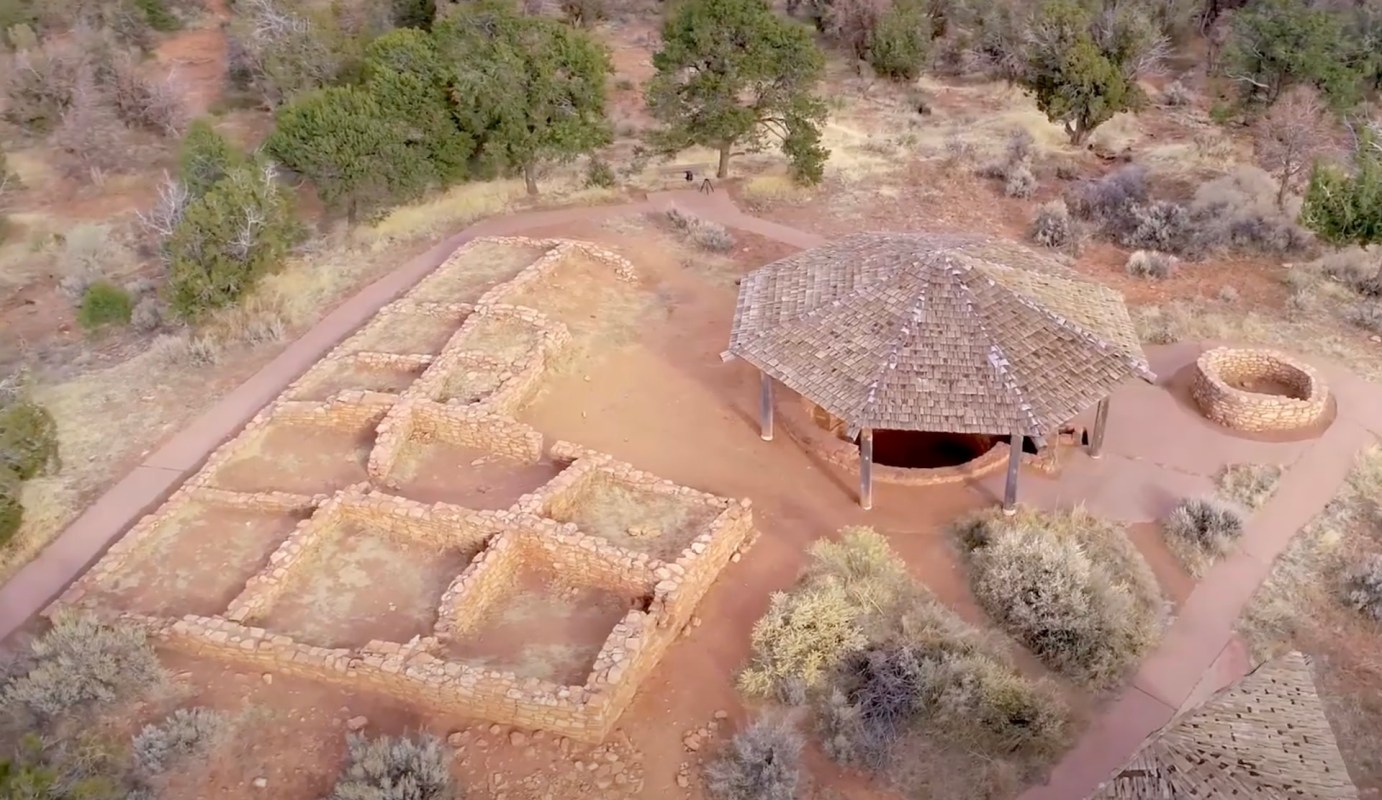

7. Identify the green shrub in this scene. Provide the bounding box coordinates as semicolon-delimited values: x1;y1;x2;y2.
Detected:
2;614;167;719
134;707;228;774
266;86;430;224
1301;140;1382;250
0;399;59;481
0;469;21;547
738;582;865;701
330;733;453;800
77;281;134;330
704;717;802;800
178;119;241;199
133;0;180;31
868;0;931;81
955;507;1164;689
167;162;298;320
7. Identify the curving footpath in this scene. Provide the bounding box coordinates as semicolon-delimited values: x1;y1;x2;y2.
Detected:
3;188;1381;800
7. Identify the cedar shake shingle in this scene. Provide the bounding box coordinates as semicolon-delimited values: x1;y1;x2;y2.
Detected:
1088;652;1360;800
727;233;1155;441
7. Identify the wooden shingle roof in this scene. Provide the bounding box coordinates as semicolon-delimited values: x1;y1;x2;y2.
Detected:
726;233;1154;440
1089;652;1359;800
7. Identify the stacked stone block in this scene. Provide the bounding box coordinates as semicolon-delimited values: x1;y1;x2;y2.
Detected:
46;236;752;744
1191;347;1329;433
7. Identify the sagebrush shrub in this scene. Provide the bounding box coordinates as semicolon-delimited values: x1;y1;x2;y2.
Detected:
822;640;1066;772
1030;199;1074;249
78;281;134;330
1004;163;1036;199
0;398;59;480
666;208;735;253
134;707;228;774
957;511;1162;688
3;614;166;718
1124;250;1175;280
1347;301;1382;335
1164;497;1245;556
131;296;163;332
1120;201;1191;253
1316;247;1382;298
329;733;453;800
1068;165;1148;222
1189;166;1311;256
1160;78;1191;106
1343;554;1382;622
704;717;803;800
738;582;866;700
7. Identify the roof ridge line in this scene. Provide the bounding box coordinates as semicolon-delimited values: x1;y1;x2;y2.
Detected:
853;262;928;432
952;266;1044;437
979;267;1155;380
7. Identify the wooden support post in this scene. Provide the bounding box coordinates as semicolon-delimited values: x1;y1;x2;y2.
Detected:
1090;398;1110;459
759;372;774;441
860;428;874;511
1003;434;1021;515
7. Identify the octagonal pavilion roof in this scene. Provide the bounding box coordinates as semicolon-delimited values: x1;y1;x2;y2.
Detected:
1088;652;1359;800
726;232;1155;441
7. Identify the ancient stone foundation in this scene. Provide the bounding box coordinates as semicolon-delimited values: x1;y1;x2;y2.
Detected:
1191;347;1328;433
50;237;754;743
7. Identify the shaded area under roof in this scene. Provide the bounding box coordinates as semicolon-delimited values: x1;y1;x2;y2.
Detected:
726;232;1155;441
1089;652;1359;800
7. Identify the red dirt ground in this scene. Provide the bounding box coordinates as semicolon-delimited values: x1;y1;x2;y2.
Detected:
208;421;375;495
391;443;564;509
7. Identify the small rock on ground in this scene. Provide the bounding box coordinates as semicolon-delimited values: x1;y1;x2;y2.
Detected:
346;716;368;731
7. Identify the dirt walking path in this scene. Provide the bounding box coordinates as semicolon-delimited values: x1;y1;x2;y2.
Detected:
3;188;1380;800
1019;415;1375;799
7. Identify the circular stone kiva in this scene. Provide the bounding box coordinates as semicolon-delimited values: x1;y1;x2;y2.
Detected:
1190;347;1328;433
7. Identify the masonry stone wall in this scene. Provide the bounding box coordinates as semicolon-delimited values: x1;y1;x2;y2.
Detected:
1191;347;1328;433
48;236;750;744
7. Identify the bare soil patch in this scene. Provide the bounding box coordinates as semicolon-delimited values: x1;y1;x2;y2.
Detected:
92;503;306;618
207;421;375;496
440;564;639;686
255;521;478;649
391;443;563;509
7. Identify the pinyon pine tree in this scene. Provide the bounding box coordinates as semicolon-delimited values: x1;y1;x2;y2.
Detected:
434;1;612;195
645;0;830;183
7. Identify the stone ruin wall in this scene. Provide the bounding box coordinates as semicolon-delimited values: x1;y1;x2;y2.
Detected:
49;236;755;744
1191;347;1329;433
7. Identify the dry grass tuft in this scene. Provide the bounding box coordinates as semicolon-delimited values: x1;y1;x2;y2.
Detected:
954;506;1165;690
1216;463;1283;510
739;174;813;210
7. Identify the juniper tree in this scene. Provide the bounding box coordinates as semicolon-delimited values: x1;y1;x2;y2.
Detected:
362;28;473;186
1020;0;1153;146
266;86;431;223
645;0;829;182
434;1;612;195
